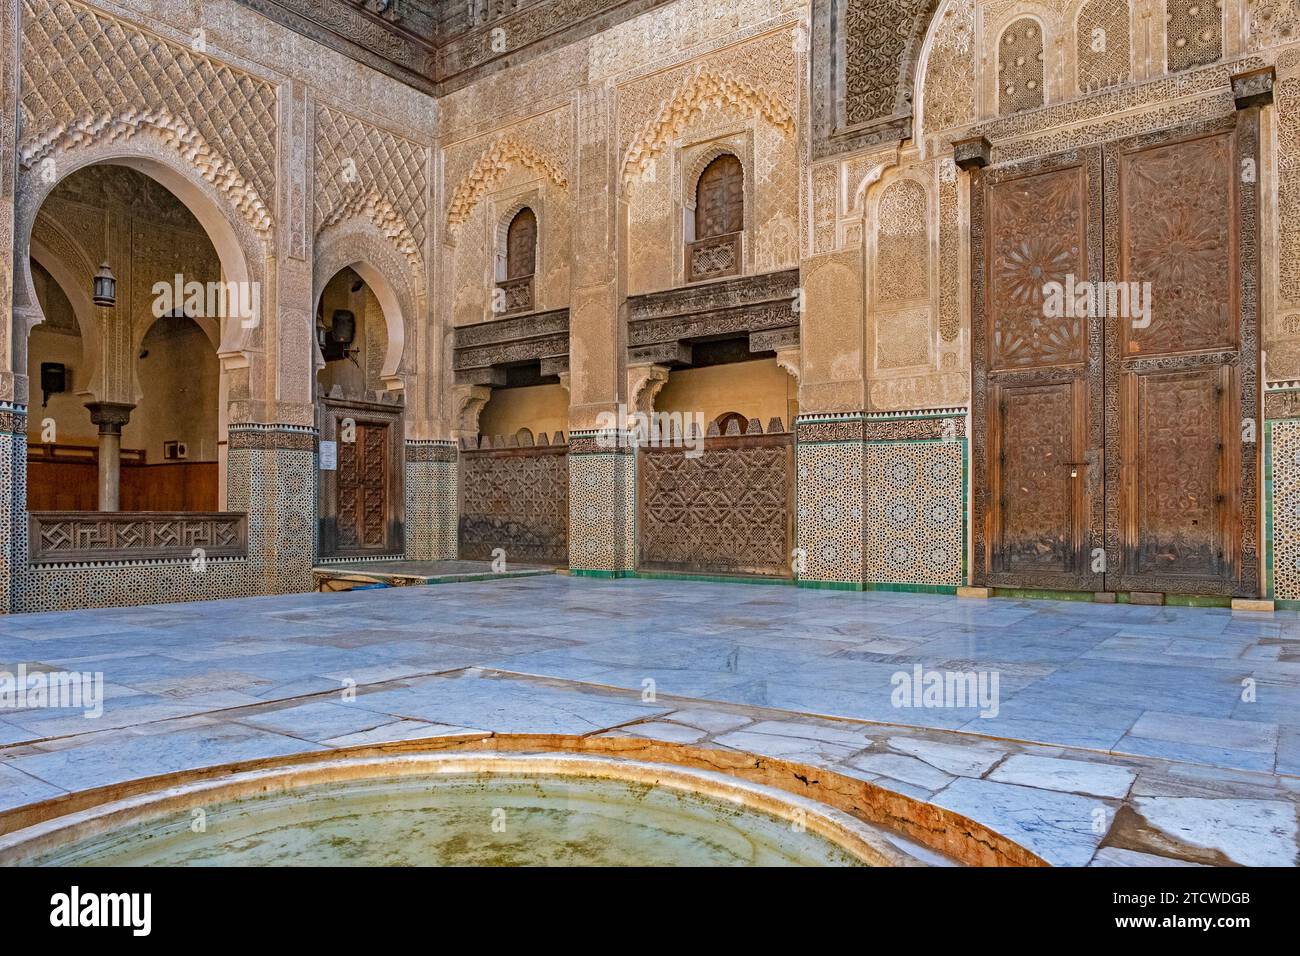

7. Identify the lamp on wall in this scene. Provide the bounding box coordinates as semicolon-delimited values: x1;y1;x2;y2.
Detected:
318;309;359;365
92;262;116;307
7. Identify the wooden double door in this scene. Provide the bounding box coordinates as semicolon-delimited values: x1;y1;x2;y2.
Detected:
972;113;1260;598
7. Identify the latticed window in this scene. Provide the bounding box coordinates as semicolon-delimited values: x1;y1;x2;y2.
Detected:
687;154;744;282
498;207;536;315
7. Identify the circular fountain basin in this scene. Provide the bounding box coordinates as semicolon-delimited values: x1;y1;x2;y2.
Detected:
0;753;946;867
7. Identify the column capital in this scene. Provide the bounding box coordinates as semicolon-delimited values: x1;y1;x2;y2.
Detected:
84;401;135;433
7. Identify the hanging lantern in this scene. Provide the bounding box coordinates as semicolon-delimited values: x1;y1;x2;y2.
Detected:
92;262;116;307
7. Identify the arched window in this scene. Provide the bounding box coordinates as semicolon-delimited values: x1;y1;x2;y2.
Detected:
687;154;744;282
498;207;537;315
505;207;536;279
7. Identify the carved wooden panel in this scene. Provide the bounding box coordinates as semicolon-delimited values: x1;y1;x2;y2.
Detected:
638;434;793;577
28;512;247;565
994;382;1080;574
1104;116;1258;597
1120;133;1236;356
988;165;1089;370
317;397;405;559
973;148;1105;592
459;446;569;565
1127;368;1228;578
685;232;742;284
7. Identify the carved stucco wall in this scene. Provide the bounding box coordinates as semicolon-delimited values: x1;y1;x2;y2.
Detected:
437;0;807;425
620;24;802;295
312;102;432;414
442;107;575;329
13;0;437;424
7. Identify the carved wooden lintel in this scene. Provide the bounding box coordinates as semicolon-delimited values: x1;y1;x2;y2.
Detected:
1232;66;1275;111
953;136;992;171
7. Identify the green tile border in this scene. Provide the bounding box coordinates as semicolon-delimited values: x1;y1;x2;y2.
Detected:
796;579;868;591
634;570;795;587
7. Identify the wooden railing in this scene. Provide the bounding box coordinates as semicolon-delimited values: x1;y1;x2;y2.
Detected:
28;511;247;565
686;231;742;283
495;274;534;316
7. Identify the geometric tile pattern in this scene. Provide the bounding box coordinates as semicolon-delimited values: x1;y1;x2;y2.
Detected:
796;437;865;584
568;435;636;574
864;439;964;587
795;412;967;589
404;442;458;561
1269;418;1300;600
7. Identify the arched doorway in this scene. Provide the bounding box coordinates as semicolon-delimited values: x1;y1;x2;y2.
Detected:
314;266;405;558
23;164;228;517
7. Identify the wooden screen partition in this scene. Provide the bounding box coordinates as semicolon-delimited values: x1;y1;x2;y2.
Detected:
638;426;794;578
459;439;569;566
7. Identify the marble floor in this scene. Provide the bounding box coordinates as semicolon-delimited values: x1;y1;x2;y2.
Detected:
1;576;1298;866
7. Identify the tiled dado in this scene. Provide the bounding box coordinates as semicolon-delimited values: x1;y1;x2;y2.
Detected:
1266;396;1300;602
4;423;318;613
405;441;458;561
0;404;27;614
795;411;967;591
568;430;636;576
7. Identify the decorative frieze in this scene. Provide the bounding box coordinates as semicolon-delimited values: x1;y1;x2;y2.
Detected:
452;308;571;386
1265;388;1300;421
406;440;458;463
627;268;800;364
28;511;248;565
228;423;319;452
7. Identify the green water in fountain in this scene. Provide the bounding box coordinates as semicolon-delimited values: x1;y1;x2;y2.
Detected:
33;773;868;866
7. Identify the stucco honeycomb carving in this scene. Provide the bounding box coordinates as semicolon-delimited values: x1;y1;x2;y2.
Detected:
998;17;1047;114
1077;0;1132;92
446;137;569;227
1166;0;1223;73
621;71;795;185
1250;0;1300;48
19;0;276;236
314;104;428;271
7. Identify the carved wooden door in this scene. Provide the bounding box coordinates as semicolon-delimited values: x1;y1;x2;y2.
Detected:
1102;115;1259;597
973;113;1260;598
336;421;389;553
695;154;744;238
973;150;1106;591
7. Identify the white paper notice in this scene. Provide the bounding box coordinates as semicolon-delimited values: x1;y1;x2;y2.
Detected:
319;440;337;471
